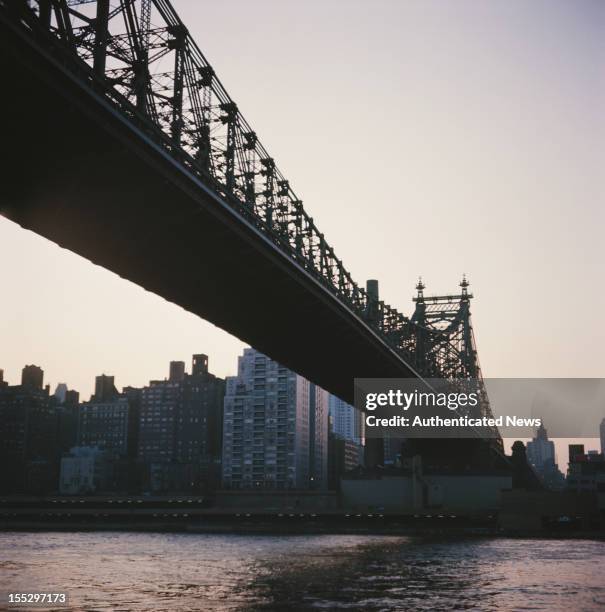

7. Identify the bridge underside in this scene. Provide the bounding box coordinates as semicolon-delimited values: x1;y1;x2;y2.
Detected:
0;21;419;403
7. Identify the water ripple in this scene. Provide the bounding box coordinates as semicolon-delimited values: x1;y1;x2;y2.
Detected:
0;533;603;611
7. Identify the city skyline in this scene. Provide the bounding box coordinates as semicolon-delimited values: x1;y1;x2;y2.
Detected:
1;355;601;466
1;345;364;496
1;0;604;472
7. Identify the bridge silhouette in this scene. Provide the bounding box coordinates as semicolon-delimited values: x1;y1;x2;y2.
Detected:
0;0;502;462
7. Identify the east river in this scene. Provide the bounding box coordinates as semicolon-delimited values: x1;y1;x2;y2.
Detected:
0;532;604;610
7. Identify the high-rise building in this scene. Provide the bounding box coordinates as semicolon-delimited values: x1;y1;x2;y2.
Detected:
169;361;186;383
76;377;140;493
56;389;81;460
327;396;363;489
53;383;68;404
176;359;225;490
328;395;363;445
222;348;328;490
308;383;329;488
567;447;605;493
137;380;181;465
21;364;44;390
78;396;133;457
526;423;555;468
526;423;564;489
93;374;118;402
569;444;585;463
0;374;59;494
65;389;80;407
137;355;225;493
192;354;208;377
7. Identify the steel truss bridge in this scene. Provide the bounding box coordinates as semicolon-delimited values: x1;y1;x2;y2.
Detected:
0;0;502;459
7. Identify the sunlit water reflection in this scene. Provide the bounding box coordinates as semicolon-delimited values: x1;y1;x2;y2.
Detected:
0;532;603;611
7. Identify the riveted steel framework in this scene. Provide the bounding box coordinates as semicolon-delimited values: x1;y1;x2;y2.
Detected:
5;0;498;437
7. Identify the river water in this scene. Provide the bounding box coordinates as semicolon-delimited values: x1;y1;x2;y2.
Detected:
0;532;604;611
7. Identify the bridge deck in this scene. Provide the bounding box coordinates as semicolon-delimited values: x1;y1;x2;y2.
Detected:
0;13;419;403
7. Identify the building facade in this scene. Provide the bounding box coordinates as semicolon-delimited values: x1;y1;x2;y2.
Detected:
567;446;605;494
78;396;133;457
138;380;181;466
329;395;363;445
526;423;555;468
222;348;328;490
0;366;62;494
175;355;226;490
137;355;225;493
525;423;564;488
59;446;111;495
92;374;118;402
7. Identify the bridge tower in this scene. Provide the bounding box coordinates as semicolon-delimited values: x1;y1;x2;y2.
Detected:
405;276;504;465
0;0;504;469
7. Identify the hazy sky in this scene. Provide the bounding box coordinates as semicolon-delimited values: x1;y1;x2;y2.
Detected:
1;0;604;460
